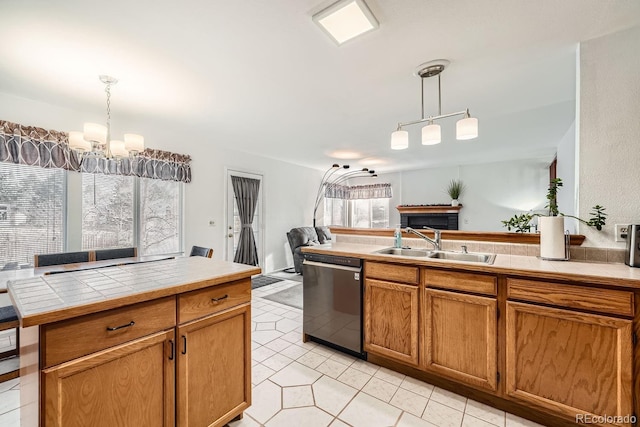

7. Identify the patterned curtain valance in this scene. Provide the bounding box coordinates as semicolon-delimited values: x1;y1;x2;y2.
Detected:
0;120;81;171
81;148;192;183
0;120;191;183
325;183;392;200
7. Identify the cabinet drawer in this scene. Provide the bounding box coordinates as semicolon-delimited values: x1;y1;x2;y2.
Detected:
365;261;419;285
43;297;176;368
507;278;634;317
425;269;497;296
178;278;251;323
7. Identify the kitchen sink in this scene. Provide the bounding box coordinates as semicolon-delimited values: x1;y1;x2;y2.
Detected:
427;250;496;264
374;247;430;257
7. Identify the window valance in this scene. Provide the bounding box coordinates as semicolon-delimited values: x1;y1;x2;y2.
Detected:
325;183;392;200
0;120;191;183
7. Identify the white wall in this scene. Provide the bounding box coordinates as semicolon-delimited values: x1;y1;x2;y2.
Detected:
0;91;320;272
578;26;640;248
382;158;549;232
556;122;578;233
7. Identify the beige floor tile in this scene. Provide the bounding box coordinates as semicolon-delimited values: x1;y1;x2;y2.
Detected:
373;366;405;386
362;376;399;403
430;387;467;412
245;380;283;424
422;400;463;427
337;367;372;390
390;387;428;417
399;376;434;399
266;406;333;427
462;414;498;427
282;385;314;408
313;375;358;416
297;351;328;369
464;400;505;426
339;392;402;427
252;363;276;385
270;362;323;387
397;412;438;427
262;353;294;372
316;359;349;379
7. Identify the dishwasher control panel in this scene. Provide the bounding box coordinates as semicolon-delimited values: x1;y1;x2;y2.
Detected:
302;252;362;268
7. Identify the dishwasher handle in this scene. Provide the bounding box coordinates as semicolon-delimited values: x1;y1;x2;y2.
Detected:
303;260;362;273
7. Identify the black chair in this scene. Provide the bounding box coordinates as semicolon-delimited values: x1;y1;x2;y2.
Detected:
34;251;91;267
190;246;213;258
0;293;19;383
95;247;137;261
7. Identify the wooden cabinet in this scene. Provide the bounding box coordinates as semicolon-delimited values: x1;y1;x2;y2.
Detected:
364;278;419;366
43;330;175;427
177;303;251;427
423;288;498;391
34;279;252;427
506;301;634;425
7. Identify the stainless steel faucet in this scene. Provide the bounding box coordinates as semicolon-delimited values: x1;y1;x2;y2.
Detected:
405;226;441;251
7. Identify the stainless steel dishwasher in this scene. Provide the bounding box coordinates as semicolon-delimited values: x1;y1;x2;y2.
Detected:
302;252;365;358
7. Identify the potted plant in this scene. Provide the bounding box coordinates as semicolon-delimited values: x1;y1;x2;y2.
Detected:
446;179;465;207
502;178;607;259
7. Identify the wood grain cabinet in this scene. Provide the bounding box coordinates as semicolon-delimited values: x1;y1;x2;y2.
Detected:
33;279;251;427
423;288;498;391
43;330;175;427
506;301;634;425
177;303;251;427
364;277;419;366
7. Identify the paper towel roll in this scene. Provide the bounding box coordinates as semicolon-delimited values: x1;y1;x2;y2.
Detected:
539;216;566;260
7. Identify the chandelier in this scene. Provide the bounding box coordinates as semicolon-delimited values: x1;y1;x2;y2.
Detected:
69;75;144;158
391;59;478;150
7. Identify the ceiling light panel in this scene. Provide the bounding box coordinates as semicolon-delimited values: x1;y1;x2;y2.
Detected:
313;0;378;45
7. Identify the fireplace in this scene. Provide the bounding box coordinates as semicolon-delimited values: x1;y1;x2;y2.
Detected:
397;205;462;230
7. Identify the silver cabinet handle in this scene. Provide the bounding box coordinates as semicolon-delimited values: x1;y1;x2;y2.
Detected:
106;321;135;331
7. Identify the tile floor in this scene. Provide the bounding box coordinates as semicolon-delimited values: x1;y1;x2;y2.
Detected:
0;272;544;427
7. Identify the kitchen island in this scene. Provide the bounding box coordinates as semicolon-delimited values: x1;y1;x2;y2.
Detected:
302;242;640;427
7;256;260;427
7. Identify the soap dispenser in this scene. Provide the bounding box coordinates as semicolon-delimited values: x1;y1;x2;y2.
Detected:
394;225;402;248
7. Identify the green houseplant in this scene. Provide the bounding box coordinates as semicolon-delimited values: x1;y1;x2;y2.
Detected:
446;179;465;206
502;178;607;260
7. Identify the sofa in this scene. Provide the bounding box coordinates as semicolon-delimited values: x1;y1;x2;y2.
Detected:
286;226;332;274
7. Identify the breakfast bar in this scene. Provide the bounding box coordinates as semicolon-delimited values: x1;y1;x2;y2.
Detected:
7;256;260;427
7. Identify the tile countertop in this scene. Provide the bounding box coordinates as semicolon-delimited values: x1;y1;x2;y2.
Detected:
301;242;640;290
7;256;261;327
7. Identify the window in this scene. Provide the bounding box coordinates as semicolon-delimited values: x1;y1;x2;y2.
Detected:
140;178;182;255
82;173;134;250
324;197;389;228
324;198;347;226
350;198;390;228
0;163;65;269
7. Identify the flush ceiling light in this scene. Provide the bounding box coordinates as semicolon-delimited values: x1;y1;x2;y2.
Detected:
391;59;479;150
69;75;144;159
313;0;378;45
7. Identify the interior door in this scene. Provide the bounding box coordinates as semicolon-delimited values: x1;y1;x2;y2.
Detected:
225;169;263;266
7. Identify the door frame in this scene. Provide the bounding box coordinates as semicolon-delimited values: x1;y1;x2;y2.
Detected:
224;168;265;267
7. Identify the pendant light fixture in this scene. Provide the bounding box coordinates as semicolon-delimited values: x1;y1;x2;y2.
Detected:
69;75;144;159
391;59;478;150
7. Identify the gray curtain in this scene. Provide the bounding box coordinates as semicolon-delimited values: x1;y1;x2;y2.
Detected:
232;176;260;266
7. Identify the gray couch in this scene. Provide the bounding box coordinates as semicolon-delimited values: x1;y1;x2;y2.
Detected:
286;226;332;274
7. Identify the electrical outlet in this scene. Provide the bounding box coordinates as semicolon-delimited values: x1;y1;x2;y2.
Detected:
615;224;628;242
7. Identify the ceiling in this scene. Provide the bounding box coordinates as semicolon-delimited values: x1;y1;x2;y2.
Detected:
0;0;639;173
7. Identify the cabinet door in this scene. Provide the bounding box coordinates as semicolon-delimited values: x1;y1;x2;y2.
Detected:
423;288;497;391
43;330;175;427
177;303;251;427
506;302;633;424
364;279;419;366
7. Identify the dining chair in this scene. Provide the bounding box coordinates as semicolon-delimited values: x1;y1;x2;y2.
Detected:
34;250;92;267
95;247;137;261
190;246;213;258
0;292;19;383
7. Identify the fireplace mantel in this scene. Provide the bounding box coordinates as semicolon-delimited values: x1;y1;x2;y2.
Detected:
396;205;462;214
